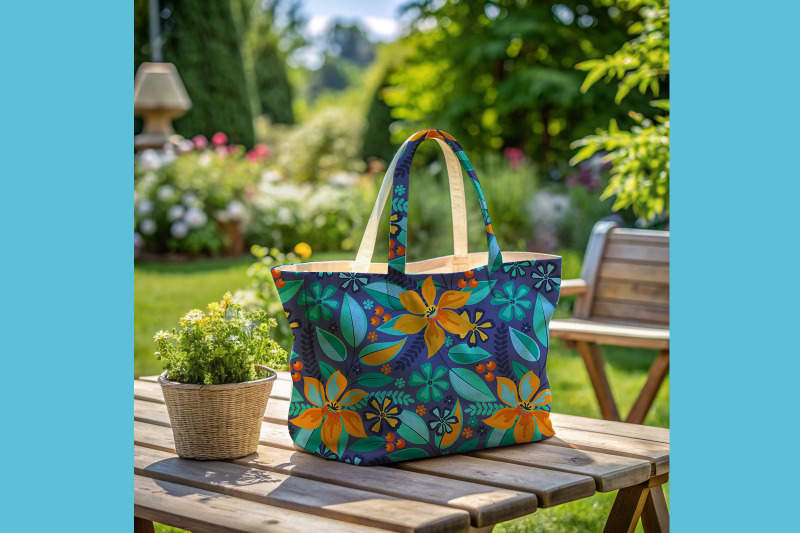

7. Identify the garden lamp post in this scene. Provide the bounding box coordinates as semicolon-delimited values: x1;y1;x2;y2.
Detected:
134;0;191;150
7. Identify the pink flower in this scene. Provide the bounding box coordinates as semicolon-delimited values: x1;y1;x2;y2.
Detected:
212;132;228;146
192;135;208;149
504;147;524;170
246;144;270;162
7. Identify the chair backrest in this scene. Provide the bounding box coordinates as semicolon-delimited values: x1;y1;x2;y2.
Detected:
575;221;669;327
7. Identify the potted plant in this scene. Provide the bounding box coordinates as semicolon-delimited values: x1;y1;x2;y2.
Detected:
154;292;286;460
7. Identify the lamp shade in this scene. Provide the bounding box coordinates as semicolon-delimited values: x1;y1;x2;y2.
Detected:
134;62;191;112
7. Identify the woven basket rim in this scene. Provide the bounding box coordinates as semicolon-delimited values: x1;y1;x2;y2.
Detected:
157;365;278;390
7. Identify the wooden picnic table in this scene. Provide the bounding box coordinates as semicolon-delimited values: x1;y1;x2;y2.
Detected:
134;372;669;533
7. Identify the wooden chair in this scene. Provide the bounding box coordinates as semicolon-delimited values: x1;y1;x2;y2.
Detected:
552;220;669;424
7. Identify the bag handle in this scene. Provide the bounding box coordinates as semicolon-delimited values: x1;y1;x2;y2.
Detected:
388;129;503;275
353;135;469;272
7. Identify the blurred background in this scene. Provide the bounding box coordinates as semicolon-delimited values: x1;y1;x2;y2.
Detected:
134;2;669;529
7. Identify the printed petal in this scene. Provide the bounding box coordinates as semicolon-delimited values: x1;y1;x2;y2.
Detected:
482;408;519;430
438;309;473;336
340;410;367;438
496;376;520;407
532;388;552;408
519;371;542;403
304;377;325;407
533;410;555;436
322;284;338;299
398;289;427;314
393;314;428;334
438;290;471;309
338;388;367;407
326;371;347;403
321;415;342;455
514;416;535;443
421;276;437;307
499;305;514;322
290;408;324;430
503;282;516;298
432;364;447;380
409;371;426;386
515;284;530;298
425;323;446;357
306;305;321;322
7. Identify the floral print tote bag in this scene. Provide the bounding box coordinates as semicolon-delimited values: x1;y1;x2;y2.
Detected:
273;129;562;465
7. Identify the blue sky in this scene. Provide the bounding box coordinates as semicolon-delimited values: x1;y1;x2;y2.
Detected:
301;0;409;41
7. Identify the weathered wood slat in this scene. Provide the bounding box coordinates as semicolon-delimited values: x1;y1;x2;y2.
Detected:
134;474;390;533
559;279;588;296
598;261;669;285
392;454;595;508
134;419;537;528
470;443;651;493
594;280;669;307
606;229;669;246
548;413;669;444
592;300;669;325
549;318;669;350
603;242;669;264
135;445;470;533
539;428;669;476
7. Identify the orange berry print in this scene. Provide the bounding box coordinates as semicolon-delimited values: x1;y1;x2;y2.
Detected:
291;372;301;382
486;361;496;371
468;279;478;288
292;361;303;371
385;432;396;442
382;314;392;323
457;279;468;289
375;306;384;316
271;270;281;279
396;439;406;449
275;279;285;288
476;364;486;373
385;443;395;452
370;316;380;326
485;372;495;382
464;270;474;278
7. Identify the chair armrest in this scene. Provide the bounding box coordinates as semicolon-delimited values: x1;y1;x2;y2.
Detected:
559;279;588;296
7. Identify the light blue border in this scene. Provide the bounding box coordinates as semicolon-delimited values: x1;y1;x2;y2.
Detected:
0;2;129;528
673;1;800;529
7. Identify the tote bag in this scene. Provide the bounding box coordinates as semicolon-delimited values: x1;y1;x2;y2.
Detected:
273;129;562;465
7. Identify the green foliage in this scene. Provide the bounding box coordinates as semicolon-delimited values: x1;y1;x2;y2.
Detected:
362;71;396;161
386;0;649;163
234;245;302;352
572;0;669;221
243;4;295;124
154;293;287;384
274;107;367;181
160;0;255;146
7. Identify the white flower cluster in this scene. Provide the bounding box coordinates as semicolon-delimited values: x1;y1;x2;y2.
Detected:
182;310;205;324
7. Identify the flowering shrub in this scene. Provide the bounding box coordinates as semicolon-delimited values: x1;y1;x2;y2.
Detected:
154;292;287;384
134;138;260;255
134;132;374;257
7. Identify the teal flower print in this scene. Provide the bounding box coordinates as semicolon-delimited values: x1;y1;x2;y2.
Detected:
491;282;533;321
427;406;458;437
339;272;368;292
394;184;406;196
502;262;528;279
444;335;453;347
394;377;406;389
531;262;561;292
298;282;339;321
363;299;374;310
409;363;450;402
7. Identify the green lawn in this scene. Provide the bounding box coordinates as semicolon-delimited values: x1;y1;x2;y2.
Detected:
134;254;668;533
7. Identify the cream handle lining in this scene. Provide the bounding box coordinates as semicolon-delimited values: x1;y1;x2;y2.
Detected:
352;137;469;272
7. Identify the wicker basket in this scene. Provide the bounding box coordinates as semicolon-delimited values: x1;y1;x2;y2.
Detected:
158;365;277;460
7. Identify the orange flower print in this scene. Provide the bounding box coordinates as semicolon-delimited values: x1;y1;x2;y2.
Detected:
367;331;378;342
462;427;473;438
416;404;427;416
482;371;554;443
380;364;392;375
393;276;473;357
289;371;367;454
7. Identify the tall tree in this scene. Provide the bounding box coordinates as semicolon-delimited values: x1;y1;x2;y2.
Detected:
385;0;654;164
160;0;255;146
